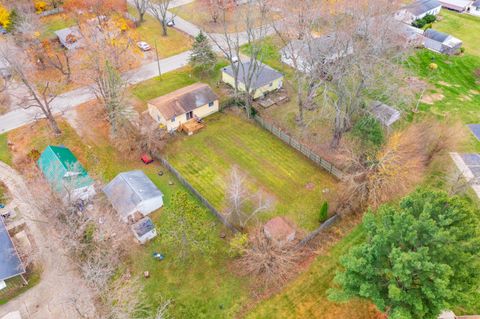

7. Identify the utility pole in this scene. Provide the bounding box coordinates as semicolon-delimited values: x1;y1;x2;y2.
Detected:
154;40;161;78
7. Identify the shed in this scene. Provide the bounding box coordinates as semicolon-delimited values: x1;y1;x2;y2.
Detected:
131;217;157;244
369;101;401;127
263;217;296;243
423;29;462;55
54;26;84;50
222;61;284;99
0;218;25;286
37;146;96;201
103;170;164;223
147;83;218;132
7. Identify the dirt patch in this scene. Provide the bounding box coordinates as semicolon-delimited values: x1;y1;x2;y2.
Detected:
305;182;315;190
421;93;445;105
459;95;472;102
470;89;480;95
438;81;452;87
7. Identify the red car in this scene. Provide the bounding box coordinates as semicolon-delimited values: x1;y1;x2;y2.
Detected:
141;154;153;164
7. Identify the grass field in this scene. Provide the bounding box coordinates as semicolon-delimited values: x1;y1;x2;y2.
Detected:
165;112;337;231
435;11;480;57
0;133;11;165
39;13;76;40
127;6;193;58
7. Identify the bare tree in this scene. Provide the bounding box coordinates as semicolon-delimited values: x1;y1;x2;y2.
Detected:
149;0;174;36
133;0;149;24
0;41;63;135
208;0;271;117
225;166;272;230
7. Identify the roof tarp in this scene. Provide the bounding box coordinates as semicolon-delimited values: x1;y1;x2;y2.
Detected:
0;219;25;281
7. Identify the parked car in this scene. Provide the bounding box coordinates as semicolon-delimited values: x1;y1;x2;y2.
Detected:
137;41;151;51
0;27;7;35
167;19;175;27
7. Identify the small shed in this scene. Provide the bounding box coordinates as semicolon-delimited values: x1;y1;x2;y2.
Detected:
423;29;462;55
37;146;96;201
263;217;296;243
131;217;157;244
439;0;471;12
222;61;284;99
0;218;25;289
54;26;84;50
103;170;164;223
369;101;401;127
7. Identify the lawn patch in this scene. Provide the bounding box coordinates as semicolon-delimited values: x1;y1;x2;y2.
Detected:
165;112;338;231
434;11;480;57
0;133;12;165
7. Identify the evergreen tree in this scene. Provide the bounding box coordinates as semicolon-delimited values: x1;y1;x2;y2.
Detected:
330;189;480;319
189;31;217;75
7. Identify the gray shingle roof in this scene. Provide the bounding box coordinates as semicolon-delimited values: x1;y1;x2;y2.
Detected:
424;29;449;42
473;0;480;6
223;61;283;90
131;217;155;237
405;0;442;16
54;26;84;50
103;170;164;219
369;101;401;126
0;218;25;281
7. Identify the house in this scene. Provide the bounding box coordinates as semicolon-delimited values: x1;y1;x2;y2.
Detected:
222;61;284;99
55;26;84;50
103;170;164;223
131;217;157;244
396;0;442;23
469;0;480;15
0;217;25;290
147;83;219;132
450;153;480;199
263;217;296;243
281;33;353;72
438;310;480;319
399;24;425;45
423;29;463;54
369;101;401;127
439;0;471;12
37;146;96;201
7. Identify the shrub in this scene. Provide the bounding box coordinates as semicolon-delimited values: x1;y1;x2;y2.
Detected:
319;201;329;223
34;1;48;13
352;115;385;149
228;233;249;257
5;9;17;32
424;23;432;30
460;47;465;54
412;18;426;28
423;14;436;23
429;62;438;70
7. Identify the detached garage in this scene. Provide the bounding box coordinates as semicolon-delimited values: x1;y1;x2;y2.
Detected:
103;170;164;223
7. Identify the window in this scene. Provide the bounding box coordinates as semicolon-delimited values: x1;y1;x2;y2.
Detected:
208;101;214;107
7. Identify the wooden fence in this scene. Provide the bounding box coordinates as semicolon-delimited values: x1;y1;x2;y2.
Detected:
253;115;344;179
158;157;238;233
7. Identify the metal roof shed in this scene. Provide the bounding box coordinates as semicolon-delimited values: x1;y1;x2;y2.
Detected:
103;170;164;222
0;218;25;283
369;101;401;127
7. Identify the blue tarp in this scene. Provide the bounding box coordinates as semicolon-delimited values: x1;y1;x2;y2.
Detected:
0;219;25;281
468;124;480;141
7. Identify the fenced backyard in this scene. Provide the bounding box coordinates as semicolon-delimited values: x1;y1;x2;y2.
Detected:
164;112;338;231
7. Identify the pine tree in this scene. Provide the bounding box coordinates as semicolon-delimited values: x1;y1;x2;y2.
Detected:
189;31;217;75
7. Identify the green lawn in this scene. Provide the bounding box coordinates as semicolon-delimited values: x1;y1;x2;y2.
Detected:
434;11;480;57
0;268;41;305
39;13;76;40
0;133;11;165
165;112;338;231
246;225;374;319
127;5;192;58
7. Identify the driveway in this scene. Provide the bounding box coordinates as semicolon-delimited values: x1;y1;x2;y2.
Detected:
0;162;96;319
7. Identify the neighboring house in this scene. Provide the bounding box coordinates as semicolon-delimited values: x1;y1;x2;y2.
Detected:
450;153;480;199
281;33;353;72
439;0;471;11
263;217;296;243
103;170;164;223
369;101;401;127
396;0;442;23
131;217;157;244
0;217;26;291
423;29;463;54
399;24;425;45
147;83;219;132
222;61;284;99
37;146;96;201
55;26;84;50
469;0;480;16
439;310;480;319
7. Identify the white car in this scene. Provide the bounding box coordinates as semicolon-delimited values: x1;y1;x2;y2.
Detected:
137;41;151;51
231;56;239;63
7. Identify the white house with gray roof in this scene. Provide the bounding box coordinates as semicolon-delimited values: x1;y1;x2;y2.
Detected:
103;170;164;222
222;61;284;99
396;0;442;23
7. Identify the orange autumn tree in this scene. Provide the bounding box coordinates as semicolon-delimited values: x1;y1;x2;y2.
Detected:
0;4;10;29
